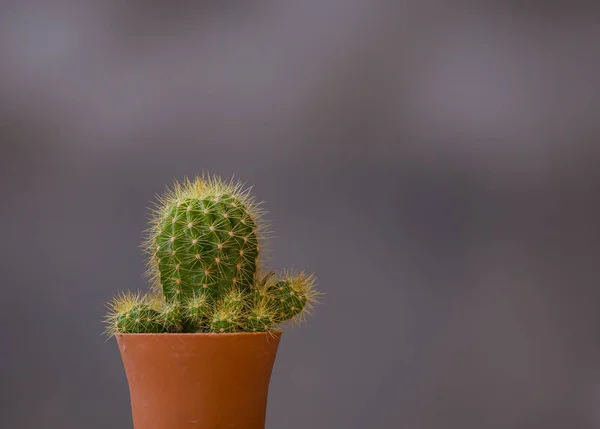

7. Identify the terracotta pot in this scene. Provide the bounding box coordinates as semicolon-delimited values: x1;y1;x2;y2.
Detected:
116;332;282;429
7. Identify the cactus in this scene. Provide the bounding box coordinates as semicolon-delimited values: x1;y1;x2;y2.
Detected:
184;291;210;331
251;271;318;325
159;303;184;332
271;272;317;324
208;288;245;333
210;303;242;333
105;292;165;336
105;174;320;335
146;176;265;303
243;295;278;332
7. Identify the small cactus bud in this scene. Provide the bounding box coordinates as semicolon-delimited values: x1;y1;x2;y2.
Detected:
104;173;321;337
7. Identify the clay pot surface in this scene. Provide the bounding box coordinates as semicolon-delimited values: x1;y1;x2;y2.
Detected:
116;332;282;429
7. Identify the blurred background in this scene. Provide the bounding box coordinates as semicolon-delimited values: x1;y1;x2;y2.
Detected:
1;1;599;428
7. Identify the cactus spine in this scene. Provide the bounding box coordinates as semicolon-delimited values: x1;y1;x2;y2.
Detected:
105;174;319;335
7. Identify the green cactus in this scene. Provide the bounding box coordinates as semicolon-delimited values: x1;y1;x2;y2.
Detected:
105;292;165;336
256;271;318;325
146;176;264;303
210;301;243;333
273;281;308;321
104;174;320;336
243;295;278;332
184;291;210;332
159;303;184;332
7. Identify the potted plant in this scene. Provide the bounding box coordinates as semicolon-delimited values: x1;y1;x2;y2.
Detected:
104;174;319;429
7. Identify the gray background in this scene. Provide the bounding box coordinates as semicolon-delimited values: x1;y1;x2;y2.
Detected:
1;1;599;428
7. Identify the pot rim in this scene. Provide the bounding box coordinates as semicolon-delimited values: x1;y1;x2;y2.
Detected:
115;331;282;337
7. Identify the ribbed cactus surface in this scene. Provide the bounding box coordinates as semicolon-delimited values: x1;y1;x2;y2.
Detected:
153;194;259;302
105;174;319;335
